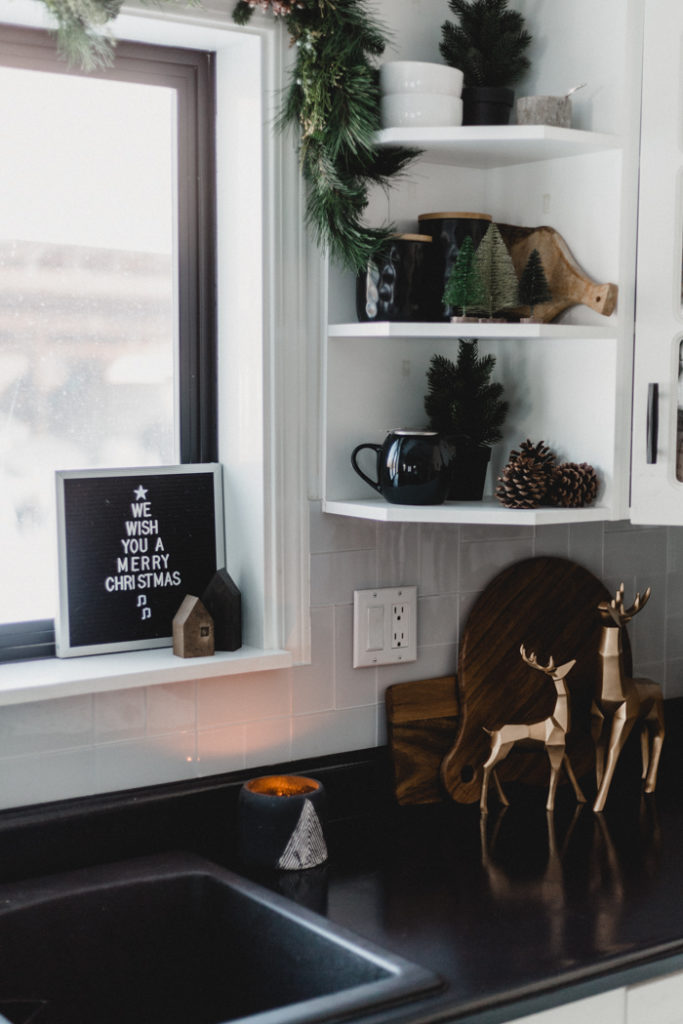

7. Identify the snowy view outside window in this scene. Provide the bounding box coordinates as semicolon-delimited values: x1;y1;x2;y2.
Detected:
0;65;178;624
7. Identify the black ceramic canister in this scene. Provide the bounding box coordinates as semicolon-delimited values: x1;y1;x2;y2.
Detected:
356;233;433;322
238;775;328;871
417;211;492;319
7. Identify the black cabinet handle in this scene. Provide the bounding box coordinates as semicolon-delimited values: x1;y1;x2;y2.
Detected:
646;383;659;464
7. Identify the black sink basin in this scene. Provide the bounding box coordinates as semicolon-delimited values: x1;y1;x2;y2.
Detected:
0;852;440;1024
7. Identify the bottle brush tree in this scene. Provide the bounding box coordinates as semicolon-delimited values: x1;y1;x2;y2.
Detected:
474;223;519;318
442;236;486;318
518;247;552;320
424;340;508;449
439;0;532;88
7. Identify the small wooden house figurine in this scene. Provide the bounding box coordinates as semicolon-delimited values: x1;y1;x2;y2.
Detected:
172;595;215;658
201;568;242;651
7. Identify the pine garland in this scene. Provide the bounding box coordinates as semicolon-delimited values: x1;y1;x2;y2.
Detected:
233;0;419;271
42;0;124;69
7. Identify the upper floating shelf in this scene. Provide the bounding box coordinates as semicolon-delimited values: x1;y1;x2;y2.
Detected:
322;497;612;526
374;125;621;169
328;321;615;340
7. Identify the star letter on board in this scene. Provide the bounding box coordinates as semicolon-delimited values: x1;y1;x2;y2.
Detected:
134;485;148;500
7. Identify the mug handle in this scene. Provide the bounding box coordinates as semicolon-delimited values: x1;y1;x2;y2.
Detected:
351;443;382;492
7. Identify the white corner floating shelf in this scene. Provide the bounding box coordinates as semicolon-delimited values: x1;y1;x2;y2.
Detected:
375;124;621;168
322;498;610;526
328;322;615;340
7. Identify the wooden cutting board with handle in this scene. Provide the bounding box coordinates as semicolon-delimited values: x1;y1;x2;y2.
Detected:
498;223;618;322
385;675;459;804
440;556;632;804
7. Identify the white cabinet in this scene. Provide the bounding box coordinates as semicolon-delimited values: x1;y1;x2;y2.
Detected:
631;0;683;524
323;107;640;526
627;968;683;1024
503;988;625;1024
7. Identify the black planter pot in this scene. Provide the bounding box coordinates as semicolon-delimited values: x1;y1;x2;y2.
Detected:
462;86;514;126
448;443;491;500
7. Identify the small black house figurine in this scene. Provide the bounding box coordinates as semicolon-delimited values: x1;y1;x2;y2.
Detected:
201;568;242;651
173;595;215;658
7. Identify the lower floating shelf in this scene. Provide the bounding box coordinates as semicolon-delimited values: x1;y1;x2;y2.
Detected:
322;497;611;526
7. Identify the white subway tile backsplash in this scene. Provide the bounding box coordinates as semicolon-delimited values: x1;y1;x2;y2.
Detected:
197;669;291;728
40;747;97;803
94;688;146;742
0;695;94;758
533;523;569;558
196;723;246;775
309;500;377;554
95;733;196;794
568;521;605;577
604;525;668;578
0;755;43;810
310;550;377;606
146;681;197;735
5;507;683;811
664;657;683;698
376;522;419;586
292;606;334;715
244;717;292;769
419;523;460;595
292;706;376;759
458;537;534;593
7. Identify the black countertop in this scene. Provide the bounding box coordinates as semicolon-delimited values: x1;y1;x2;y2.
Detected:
0;702;682;1024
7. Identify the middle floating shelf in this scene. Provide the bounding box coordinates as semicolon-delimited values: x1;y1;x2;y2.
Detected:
328;321;616;340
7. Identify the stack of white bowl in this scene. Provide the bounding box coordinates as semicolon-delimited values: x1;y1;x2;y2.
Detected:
379;61;464;129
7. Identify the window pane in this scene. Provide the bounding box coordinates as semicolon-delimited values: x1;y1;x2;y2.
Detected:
0;66;178;624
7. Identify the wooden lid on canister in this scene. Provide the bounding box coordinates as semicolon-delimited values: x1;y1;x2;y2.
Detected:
418;211;492;221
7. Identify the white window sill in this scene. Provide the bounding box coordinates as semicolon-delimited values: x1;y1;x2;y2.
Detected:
0;646;293;707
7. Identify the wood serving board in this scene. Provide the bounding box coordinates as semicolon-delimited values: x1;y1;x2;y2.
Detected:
440;556;632;804
498;223;618;322
385;676;459;804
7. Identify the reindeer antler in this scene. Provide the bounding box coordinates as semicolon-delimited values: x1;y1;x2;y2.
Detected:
520;644;555;675
609;582;651;624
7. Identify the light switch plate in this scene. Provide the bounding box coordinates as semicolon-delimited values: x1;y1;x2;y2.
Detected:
353;586;417;667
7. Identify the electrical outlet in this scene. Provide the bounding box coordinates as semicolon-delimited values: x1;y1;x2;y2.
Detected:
353;587;417;667
391;602;410;648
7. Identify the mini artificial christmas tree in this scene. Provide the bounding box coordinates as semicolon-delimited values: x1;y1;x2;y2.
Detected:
474;223;519;319
518;247;552;321
442;237;487;319
440;0;532;88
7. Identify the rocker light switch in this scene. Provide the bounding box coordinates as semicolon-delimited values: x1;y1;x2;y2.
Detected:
353;587;417;668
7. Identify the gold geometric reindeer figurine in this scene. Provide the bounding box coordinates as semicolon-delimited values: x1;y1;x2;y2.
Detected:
480;646;586;814
591;583;665;813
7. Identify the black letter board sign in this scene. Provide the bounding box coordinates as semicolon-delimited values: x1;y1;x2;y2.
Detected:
55;464;224;657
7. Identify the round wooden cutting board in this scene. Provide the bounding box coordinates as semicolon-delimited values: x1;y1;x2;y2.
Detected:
441;556;632;804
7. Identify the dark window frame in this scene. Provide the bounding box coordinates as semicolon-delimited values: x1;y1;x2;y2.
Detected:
0;25;217;662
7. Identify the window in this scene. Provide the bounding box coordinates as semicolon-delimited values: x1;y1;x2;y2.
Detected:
0;26;216;660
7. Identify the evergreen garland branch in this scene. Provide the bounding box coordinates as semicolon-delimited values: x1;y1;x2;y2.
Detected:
242;0;420;271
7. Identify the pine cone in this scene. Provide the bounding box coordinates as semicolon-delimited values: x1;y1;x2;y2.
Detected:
509;438;557;472
495;439;556;509
549;462;599;508
495;455;550;508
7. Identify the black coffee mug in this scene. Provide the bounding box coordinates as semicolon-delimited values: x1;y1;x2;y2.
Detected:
351;430;453;505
